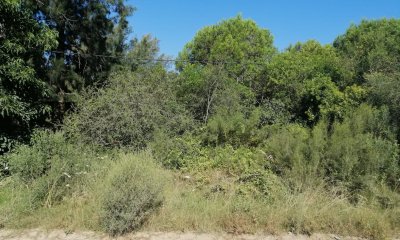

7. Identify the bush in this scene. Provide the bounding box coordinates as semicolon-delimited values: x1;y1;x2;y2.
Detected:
152;131;269;174
260;104;399;194
6;130;94;207
236;170;288;201
262;124;310;178
150;130;204;169
100;151;169;235
325;105;399;191
65;66;192;150
203;108;261;147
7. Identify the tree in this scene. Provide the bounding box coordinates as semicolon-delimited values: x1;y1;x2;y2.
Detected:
334;19;400;84
335;19;400;137
177;15;276;91
0;0;57;153
300;76;346;124
176;16;274;123
366;72;400;139
176;64;227;122
264;40;359;124
27;0;134;117
123;34;169;71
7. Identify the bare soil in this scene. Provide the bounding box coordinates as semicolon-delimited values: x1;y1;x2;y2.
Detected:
0;229;371;240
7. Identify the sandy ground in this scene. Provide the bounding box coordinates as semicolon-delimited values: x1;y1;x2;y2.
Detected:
0;229;370;240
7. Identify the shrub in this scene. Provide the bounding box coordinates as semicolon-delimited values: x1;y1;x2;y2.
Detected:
204;146;266;174
203;108;261;147
236;170;288;201
325;105;399;191
262;124;310;178
261;104;399;193
152;131;269;174
6;130;94;207
150;131;204;170
100;152;169;235
8;130;64;182
65;66;192;150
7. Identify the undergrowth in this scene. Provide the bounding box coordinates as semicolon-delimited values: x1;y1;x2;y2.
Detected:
0;106;399;239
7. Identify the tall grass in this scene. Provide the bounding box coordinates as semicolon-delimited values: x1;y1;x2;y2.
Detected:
1;163;399;239
145;174;399;239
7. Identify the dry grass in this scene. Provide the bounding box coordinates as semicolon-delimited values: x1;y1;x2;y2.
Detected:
144;172;399;239
1;166;399;240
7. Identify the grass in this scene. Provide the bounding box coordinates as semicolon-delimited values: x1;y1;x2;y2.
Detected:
1;156;399;239
143;171;399;239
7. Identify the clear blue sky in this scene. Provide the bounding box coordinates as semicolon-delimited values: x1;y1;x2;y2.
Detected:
126;0;400;57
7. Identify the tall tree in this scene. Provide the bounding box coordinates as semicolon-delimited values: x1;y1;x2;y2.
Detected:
123;34;169;71
265;41;361;124
176;16;275;122
177;15;276;91
335;20;400;138
176;64;232;123
0;0;58;153
27;0;133;117
334;19;400;84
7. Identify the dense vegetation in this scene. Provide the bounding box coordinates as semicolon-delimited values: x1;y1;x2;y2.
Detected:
1;1;400;239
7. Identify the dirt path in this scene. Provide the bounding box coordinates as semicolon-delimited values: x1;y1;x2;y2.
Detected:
0;229;370;240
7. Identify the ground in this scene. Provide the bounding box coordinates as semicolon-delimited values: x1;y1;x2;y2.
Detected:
0;229;372;240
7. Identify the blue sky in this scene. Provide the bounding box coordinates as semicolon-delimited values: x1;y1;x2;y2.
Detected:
126;0;400;57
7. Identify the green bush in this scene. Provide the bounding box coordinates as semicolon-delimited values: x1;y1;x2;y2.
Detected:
152;131;269;174
65;66;192;150
325;105;399;191
204;145;266;174
260;105;399;194
6;130;94;207
150;131;204;169
8;130;63;182
236;170;288;201
204;108;261;147
100;152;169;235
262;124;310;178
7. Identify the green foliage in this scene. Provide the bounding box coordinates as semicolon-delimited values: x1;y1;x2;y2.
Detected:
1;8;400;238
150;131;203;169
8;131;64;183
334;19;400;83
31;0;134;87
154;101;399;196
236;170;288;201
201;146;264;174
123;34;169;71
176;64;233;122
15;0;135;124
204;108;261;147
366;72;400;139
176;63;258;124
262;124;311;179
325;105;399;190
152;131;288;200
265;41;355;123
100;152;169;236
257;98;292;125
300;76;346;123
177;15;276;90
0;0;57;153
261;104;399;193
6;130;94;207
65;66;192;149
152;131;265;174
